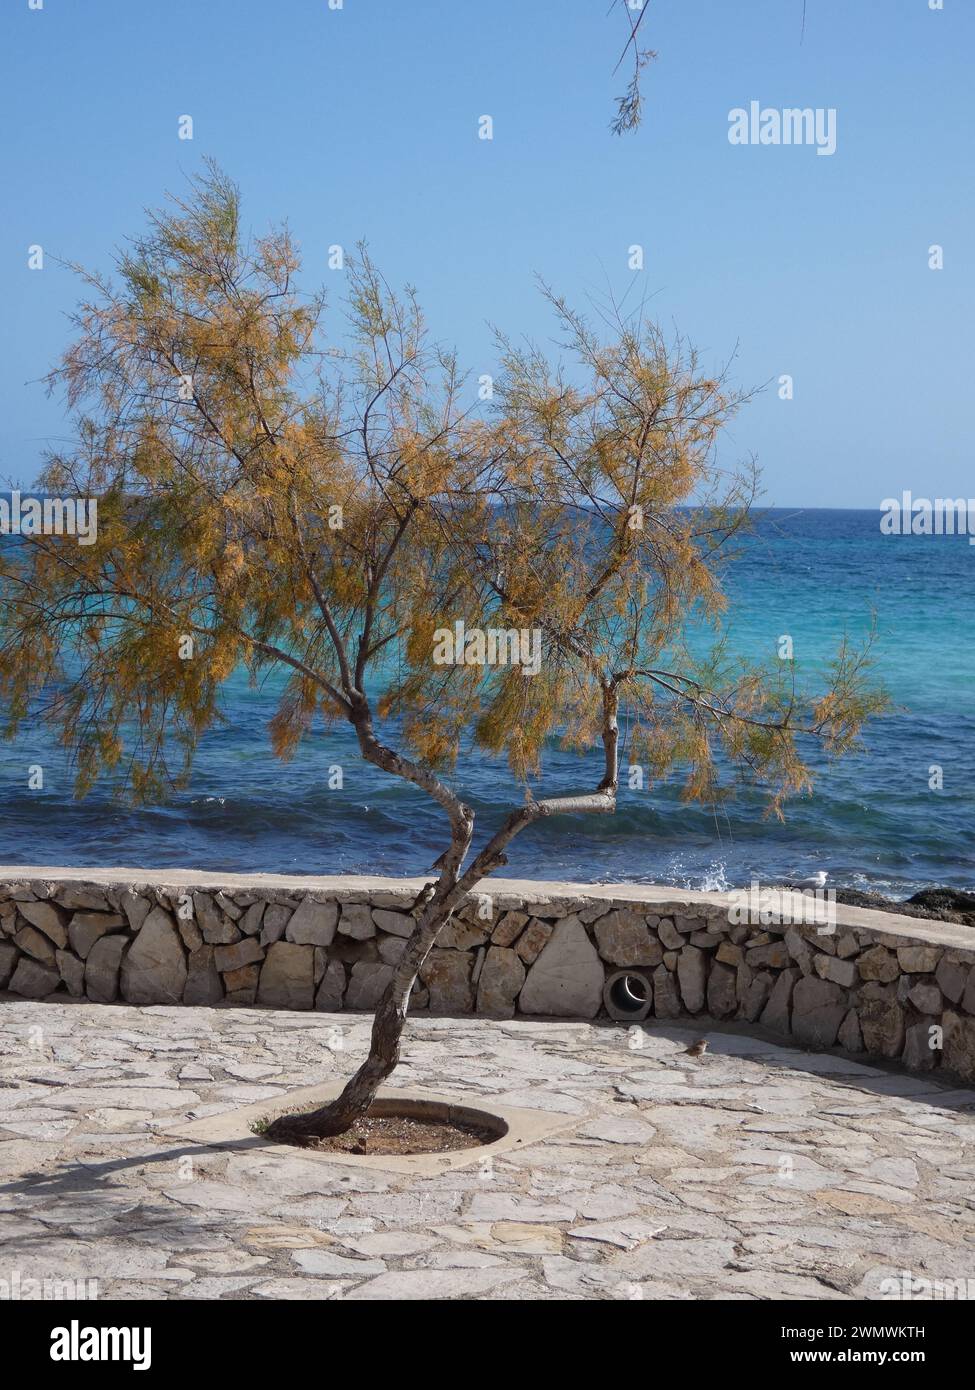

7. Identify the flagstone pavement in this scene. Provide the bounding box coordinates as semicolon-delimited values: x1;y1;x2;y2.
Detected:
1;998;973;1300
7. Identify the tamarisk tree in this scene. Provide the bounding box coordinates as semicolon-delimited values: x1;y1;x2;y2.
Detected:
0;168;884;1137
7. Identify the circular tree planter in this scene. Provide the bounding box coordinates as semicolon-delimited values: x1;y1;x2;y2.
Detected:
272;1096;508;1157
169;1083;574;1173
603;968;653;1021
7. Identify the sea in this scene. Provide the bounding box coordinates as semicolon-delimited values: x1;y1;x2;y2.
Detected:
0;509;972;898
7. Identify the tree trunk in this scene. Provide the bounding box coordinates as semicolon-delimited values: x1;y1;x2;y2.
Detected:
264;889;457;1140
263;686;618;1142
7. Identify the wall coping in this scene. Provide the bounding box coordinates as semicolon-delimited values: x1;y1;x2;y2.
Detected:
2;864;973;953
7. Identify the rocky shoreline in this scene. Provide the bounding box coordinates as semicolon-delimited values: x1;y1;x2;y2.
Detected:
833;887;975;930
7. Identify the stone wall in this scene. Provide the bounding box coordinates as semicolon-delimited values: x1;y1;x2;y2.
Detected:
2;868;975;1081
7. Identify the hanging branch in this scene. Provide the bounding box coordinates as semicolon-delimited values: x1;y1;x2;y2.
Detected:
610;0;656;135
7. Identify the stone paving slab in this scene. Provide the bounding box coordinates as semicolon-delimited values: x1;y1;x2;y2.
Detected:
1;998;973;1300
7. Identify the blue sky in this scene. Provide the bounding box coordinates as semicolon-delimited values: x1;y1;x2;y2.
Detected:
1;0;971;506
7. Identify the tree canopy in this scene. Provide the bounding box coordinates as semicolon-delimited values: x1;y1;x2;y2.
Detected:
0;165;882;834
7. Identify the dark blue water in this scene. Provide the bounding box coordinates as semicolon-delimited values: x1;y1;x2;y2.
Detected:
1;510;972;896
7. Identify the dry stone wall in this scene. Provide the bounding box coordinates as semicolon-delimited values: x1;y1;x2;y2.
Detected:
2;871;975;1081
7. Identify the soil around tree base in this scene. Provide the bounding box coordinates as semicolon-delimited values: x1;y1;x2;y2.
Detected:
277;1112;497;1156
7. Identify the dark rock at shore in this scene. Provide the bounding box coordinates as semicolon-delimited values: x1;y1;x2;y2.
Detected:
833;886;975;929
908;887;975;914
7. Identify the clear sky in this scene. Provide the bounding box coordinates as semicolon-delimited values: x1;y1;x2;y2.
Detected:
1;0;971;506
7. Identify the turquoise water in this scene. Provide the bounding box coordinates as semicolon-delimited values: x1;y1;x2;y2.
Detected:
0;510;971;895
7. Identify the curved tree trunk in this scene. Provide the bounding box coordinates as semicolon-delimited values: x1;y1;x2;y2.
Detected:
264;890;458;1140
264;684;620;1142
